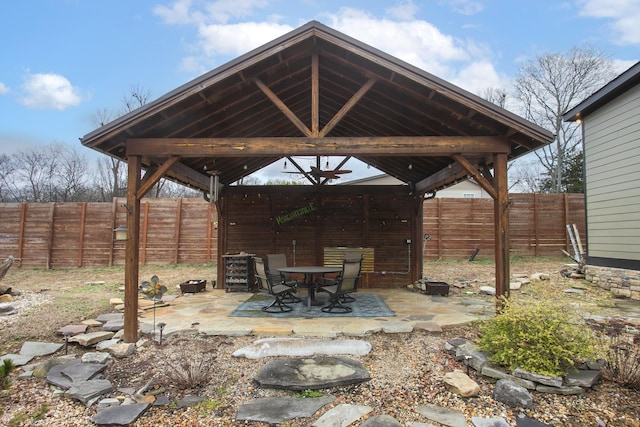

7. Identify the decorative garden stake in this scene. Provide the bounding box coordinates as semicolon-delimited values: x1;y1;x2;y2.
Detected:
139;275;167;341
63;332;71;355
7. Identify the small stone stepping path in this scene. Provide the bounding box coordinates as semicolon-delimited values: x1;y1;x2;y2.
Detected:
254;356;371;390
232;337;372;359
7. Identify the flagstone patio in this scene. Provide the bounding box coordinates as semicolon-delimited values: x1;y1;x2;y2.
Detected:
137;288;496;339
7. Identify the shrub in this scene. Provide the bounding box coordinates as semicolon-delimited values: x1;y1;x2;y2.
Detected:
478;298;597;377
589;318;640;390
0;358;15;390
162;350;216;390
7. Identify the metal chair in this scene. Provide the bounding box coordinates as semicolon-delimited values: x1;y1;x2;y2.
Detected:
254;257;297;313
317;256;362;313
265;253;302;303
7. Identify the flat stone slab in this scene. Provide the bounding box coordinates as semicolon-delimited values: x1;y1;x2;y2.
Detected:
57;325;89;336
564;369;601;388
101;319;124;332
473;417;510;427
61;360;108;383
68;331;115;347
19;341;63;357
92;402;150;425
254;356;371;390
96;313;123;322
65;379;114;405
1;353;33;367
380;321;413;333
233;337;372;359
360;414;402;426
236;396;335;424
312;404;372;427
416;403;468;427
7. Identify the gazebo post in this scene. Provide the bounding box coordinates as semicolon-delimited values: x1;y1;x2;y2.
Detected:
124;155;141;343
493;153;510;311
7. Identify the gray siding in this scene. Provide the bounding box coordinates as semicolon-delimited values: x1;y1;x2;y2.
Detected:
583;84;640;261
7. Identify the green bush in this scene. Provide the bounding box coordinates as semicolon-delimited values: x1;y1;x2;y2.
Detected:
478;298;597;377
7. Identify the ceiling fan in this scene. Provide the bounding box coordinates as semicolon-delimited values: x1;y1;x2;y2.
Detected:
282;156;352;182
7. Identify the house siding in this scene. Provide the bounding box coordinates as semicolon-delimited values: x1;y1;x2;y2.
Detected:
583;83;640;263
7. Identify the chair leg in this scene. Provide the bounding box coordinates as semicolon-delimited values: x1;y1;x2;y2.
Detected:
321;294;352;313
340;293;355;303
282;290;302;303
262;294;293;313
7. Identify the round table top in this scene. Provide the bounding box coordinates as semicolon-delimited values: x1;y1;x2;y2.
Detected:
277;266;342;274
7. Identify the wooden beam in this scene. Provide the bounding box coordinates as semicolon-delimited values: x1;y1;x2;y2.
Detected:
311;49;319;137
124;155;141;343
451;154;497;199
319;77;376;138
255;78;312;137
136;156;182;199
493;152;510;312
127;136;509;157
414;162;467;194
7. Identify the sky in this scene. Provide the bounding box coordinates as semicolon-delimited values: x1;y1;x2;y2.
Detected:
1;0;639;183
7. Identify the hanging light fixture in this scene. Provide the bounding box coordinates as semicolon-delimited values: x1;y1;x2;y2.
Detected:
113;225;128;241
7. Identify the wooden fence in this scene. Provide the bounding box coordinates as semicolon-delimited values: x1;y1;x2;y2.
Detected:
0;194;584;269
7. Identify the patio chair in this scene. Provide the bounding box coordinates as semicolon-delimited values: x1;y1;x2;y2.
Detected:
254;257;297;313
265;253;302;303
318;253;363;303
317;256;362;313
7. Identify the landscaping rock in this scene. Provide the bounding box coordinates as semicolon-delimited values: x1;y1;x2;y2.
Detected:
480;286;496;295
360;414;402;426
536;384;585;395
480;366;536;390
513;368;563;387
233;337;372;359
0;353;33;366
254;356;371;390
443;370;480;397
312;403;372;427
68;331;115;347
493;379;533;409
108;342;136;358
416;403;468;427
19;341;63;357
516;415;552;426
178;395;205;407
65;379;114;406
32;356;76;378
96;313;123;323
236;396;335;424
101;319;124;332
564;369;601;388
92;402;149;425
0;302;16;315
81;352;112;365
472;417;510;427
56;324;88;336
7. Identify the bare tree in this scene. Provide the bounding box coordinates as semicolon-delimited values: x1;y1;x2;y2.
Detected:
481;86;509;108
514;45;615;193
0;154;20;202
90;84;154;200
54;144;90;201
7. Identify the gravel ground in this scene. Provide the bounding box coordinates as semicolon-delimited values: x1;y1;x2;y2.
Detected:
1;328;640;426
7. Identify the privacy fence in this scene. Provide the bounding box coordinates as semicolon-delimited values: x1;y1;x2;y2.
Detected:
0;194;584;269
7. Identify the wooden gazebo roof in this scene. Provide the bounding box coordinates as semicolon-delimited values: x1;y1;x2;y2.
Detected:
80;21;552;343
81;20;551;193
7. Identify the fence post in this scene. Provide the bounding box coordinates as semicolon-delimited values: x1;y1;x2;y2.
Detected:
46;203;55;270
174;198;182;264
77;202;87;267
18;203;26;267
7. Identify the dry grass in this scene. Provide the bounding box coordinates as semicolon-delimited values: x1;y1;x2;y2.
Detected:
0;256;620;355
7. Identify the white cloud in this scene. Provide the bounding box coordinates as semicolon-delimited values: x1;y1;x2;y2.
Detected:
578;0;640;44
441;0;485;16
155;2;501;96
19;72;84;110
385;0;419;20
0;82;9;95
198;21;293;57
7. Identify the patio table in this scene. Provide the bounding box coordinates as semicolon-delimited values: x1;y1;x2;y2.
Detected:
277;266;341;307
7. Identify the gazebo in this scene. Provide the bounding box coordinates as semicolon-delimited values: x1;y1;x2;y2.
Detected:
81;21;552;342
